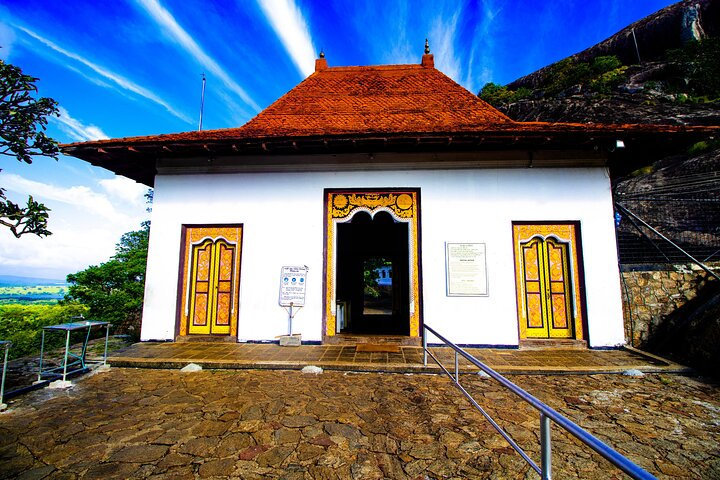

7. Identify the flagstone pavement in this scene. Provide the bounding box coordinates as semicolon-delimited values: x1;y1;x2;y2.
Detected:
1;366;718;479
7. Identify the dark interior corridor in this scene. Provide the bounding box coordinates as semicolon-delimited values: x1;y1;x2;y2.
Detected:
336;211;410;335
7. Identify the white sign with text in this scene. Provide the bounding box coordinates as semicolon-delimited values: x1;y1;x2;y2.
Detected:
279;266;308;306
446;243;488;296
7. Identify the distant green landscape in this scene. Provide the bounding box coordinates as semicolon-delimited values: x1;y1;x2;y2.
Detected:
0;276;67;304
0;285;68;304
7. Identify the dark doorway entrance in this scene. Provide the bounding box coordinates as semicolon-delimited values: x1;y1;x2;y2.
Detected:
336;211;410;335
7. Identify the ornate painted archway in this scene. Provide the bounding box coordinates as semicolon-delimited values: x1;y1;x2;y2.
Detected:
324;190;421;341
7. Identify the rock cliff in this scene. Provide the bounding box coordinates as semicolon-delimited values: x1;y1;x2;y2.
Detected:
507;0;719;91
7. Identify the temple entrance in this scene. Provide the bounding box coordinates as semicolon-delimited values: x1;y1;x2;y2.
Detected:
324;190;422;344
336;211;410;335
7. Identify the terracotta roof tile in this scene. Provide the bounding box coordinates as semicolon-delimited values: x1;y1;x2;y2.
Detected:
235;64;512;137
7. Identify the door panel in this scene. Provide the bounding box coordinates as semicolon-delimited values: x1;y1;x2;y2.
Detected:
514;224;584;341
178;226;243;337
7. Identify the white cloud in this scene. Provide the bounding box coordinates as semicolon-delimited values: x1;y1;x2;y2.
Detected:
430;11;462;86
53;107;109;142
1;173;135;224
15;25;193;124
0;174;148;279
256;0;317;78
99;177;148;208
135;0;261;113
0;222;119;279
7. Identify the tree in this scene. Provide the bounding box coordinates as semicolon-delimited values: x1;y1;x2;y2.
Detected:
64;222;149;336
1;57;59;238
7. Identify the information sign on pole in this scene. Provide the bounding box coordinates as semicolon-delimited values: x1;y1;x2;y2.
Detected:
446;243;488;296
279;266;308;307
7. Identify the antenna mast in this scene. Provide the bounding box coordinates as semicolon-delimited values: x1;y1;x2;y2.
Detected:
198;73;206;131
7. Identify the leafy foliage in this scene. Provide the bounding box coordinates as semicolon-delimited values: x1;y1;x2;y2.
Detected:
0;58;59;238
544;55;627;96
478;83;531;105
479;55;627;105
64;222;149;334
363;257;392;299
0;195;52;238
0;303;89;359
667;38;720;100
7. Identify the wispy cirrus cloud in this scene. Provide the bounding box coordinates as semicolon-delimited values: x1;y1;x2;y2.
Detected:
15;25;193;124
0;21;16;58
135;0;261;113
429;1;501;93
430;10;463;87
464;1;501;91
256;0;317;78
53;107;109;142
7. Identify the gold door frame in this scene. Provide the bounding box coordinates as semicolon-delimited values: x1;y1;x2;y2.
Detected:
512;223;585;341
187;238;236;335
323;190;422;340
176;225;243;338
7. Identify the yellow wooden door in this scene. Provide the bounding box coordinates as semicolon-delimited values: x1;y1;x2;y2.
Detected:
520;237;574;339
178;225;243;338
188;238;236;335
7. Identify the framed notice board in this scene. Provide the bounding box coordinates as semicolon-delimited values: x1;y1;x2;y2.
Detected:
445;243;488;296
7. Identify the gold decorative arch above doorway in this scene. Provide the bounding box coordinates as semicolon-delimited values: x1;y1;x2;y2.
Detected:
324;190;421;341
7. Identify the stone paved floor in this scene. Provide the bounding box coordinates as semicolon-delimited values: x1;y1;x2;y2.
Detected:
1;367;718;479
108;342;684;375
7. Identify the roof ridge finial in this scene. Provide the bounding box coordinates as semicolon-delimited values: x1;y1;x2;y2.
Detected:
315;49;328;72
421;39;434;68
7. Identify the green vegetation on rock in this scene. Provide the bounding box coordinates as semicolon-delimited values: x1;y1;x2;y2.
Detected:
479;55;628;105
667;38;720;101
478;83;532;106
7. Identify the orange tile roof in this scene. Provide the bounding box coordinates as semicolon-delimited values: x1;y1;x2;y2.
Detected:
62;54;720;186
236;63;513;137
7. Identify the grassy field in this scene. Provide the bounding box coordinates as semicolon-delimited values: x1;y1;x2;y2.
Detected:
0;285;68;304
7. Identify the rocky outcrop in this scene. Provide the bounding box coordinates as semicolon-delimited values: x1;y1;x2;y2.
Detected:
508;0;719;91
500;91;720;126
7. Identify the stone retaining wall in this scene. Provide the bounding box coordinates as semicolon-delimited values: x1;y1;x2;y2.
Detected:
620;263;718;347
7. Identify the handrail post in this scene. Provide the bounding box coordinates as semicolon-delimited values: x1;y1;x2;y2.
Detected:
37;330;46;383
422;326;427;366
541;413;552;480
1;341;10;408
454;351;459;383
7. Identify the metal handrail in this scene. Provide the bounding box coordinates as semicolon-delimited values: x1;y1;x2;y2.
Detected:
1;340;11;408
423;325;656;480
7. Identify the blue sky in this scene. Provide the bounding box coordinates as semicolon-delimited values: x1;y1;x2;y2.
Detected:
0;0;676;280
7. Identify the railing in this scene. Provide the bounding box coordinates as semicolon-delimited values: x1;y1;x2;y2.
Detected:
422;325;656;480
1;340;10;409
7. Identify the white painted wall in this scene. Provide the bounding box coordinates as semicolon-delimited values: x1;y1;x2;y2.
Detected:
142;166;625;347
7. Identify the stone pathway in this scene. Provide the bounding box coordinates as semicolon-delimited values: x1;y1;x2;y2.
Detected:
0;368;718;479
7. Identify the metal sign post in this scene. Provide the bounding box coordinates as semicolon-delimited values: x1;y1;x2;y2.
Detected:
279;266;308;336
